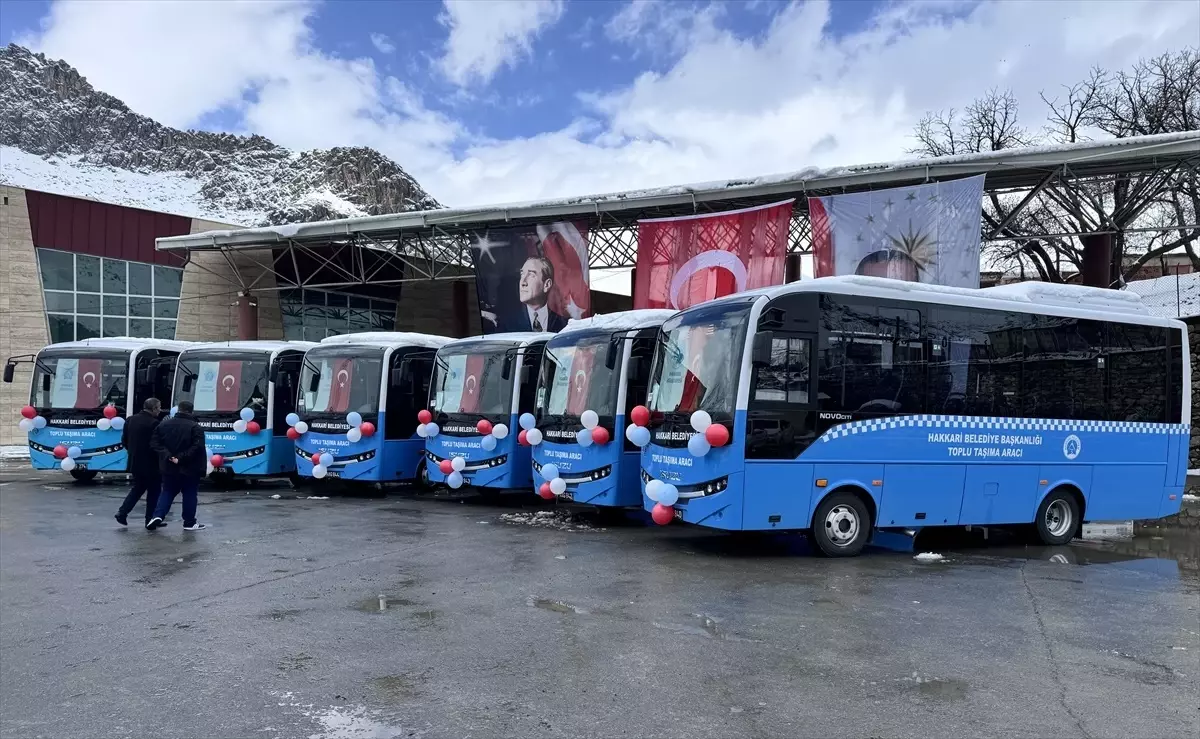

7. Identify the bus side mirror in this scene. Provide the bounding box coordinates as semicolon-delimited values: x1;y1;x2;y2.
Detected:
604;339;619;369
308;372;321;392
42;373;52;392
269;362;280;384
501;355;513;380
181;375;194;392
752;331;774;367
2;362;13;383
626;357;645;381
519;364;530;384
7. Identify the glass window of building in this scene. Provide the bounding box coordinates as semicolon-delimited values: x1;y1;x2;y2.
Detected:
280;288;396;342
37;248;183;343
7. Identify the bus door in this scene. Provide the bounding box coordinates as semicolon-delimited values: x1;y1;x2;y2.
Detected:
133;350;177;413
386;351;435;439
270;352;304;435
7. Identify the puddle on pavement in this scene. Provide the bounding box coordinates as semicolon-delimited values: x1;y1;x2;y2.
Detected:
370;673;425;701
351;595;418;614
260;608;308;621
409;609;441;627
913;677;969;701
530;597;588;615
651;613;760;643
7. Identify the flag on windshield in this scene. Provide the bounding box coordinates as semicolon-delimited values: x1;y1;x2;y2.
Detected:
76;358;102;408
565;346;596;416
216;360;243;412
327;359;354;413
459;354;486;413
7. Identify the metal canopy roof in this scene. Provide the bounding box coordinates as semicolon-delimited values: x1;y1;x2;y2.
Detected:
158;131;1200;254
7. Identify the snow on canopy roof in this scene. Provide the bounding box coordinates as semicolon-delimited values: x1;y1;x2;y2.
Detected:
1123;273;1200;319
559;310;677;335
442;331;554;350
181;340;315;354
318;332;452;349
39;337;194;353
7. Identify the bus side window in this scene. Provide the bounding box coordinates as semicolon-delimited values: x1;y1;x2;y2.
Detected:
753;336;811;404
272;356;303;435
385;355;432;439
132;351;158;410
517;349;543;415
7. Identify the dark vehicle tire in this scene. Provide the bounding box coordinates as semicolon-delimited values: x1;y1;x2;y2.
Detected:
1034;489;1080;546
69;469;98;483
811;490;872;557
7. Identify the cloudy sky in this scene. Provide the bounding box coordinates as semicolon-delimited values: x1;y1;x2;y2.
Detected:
7;0;1199;210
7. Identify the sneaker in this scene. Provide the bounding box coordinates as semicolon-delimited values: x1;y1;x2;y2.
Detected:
115;513;128;526
183;522;207;531
146;517;163;530
146;521;168;528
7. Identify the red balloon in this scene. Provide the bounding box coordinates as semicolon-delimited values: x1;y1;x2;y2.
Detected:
20;405;36;420
53;445;67;459
651;503;675;526
311;452;322;465
245;421;261;435
359;421;375;437
286;427;300;441
538;482;554;500
476;419;493;435
438;459;454;475
630;405;650;427
103;405;118;419
590;426;610;445
518;429;529;446
210;454;224;468
705;423;730;447
417;410;433;424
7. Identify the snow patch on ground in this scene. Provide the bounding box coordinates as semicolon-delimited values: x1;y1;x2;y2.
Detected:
499;509;597;532
1183;494;1199;502
272;691;417;739
306;496;330;500
0;446;30;459
914;552;945;562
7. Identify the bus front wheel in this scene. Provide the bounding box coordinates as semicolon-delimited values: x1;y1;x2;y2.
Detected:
1034;489;1080;546
69;469;98;484
811;491;872;557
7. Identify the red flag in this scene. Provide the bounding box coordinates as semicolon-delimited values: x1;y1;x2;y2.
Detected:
216;360;243;412
538;223;591;321
565;346;596;416
459;355;485;413
328;358;354;413
76;359;102;409
634;200;793;310
677;326;712;413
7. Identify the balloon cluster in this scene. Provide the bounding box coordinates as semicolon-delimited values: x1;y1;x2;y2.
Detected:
473;417;509;451
437;455;467;489
574;409;610;447
684;410;730;457
232;407;261;435
95;405;125;431
516;413;542;446
343;411;376;443
53;443;83;471
414;410;440;439
644;479;680;525
625;405;652;447
310;450;335;479
284;412;307;440
536;463;567;500
210;452;224;472
17;406;47;434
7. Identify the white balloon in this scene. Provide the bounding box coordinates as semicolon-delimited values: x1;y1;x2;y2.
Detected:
549;477;567;495
576;428;593;447
625;424;638;442
319;452;334;467
33;415;46;429
416;423;429;438
346;411;363;427
96;418;112;431
451;456;466;472
690;410;712;433
61;457;76;472
294;421;309;434
286;412;300;427
630;426;651;447
446;471;464;489
526;428;543;446
580;409;599;429
687;434;711;457
233;419;248;434
67;446;82;459
541;463;559;481
426;423;440;438
519;413;536;430
480;434;497;451
491;423;509;440
645;479;664;502
239;407;255;422
18;418;33;433
658;484;680;507
110;416;125;430
346;427;362;443
312;464;328;479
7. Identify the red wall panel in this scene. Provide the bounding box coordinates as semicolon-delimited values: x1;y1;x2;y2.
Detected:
24;190;190;266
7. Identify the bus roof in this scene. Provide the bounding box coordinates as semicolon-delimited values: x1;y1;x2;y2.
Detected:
440;332;554;351
38;337;195;354
559;309;677;336
180;340;315;355
318;332;452;350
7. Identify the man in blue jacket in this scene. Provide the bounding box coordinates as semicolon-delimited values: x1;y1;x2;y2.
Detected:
147;400;208;531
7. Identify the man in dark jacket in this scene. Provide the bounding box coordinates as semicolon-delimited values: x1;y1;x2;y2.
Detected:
115;398;164;527
147;400;208;531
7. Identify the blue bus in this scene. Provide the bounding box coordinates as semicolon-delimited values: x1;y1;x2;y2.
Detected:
171;341;314;483
637;276;1190;556
424;332;551;492
294;332;450;485
531;311;675;507
5;338;190;481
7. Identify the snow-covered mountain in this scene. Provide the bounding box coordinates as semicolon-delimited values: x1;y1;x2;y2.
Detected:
0;44;440;227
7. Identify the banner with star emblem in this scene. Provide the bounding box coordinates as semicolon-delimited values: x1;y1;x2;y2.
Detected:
809;175;984;287
467;221;592;334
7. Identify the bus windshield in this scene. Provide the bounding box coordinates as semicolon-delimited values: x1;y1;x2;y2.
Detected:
31;351;130;411
298;347;384;415
649;303;752;417
175;352;269;413
430;347;511;417
539;333;620;419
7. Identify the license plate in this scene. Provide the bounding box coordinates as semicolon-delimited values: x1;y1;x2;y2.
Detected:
559;490;574;501
673;507;683;520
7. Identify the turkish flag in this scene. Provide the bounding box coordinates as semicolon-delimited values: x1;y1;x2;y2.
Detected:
216;360;243;412
328;358;354;413
76;359;102;409
459;354;485;413
677;326;712;413
565;346;596;416
634;200;793;310
538;223;591;321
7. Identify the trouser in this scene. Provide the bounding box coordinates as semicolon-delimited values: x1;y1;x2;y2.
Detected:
118;475;161;524
153;474;200;527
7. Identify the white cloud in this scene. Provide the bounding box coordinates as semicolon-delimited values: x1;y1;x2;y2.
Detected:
437;0;564;86
369;32;395;54
605;0;724;59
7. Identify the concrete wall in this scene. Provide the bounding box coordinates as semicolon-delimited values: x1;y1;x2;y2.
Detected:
391;264;481;338
0;186;52;446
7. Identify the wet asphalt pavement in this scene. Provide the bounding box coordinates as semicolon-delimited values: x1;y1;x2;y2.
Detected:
1;470;1197;739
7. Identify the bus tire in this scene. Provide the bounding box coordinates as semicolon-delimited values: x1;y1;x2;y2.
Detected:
1034;489;1080;546
69;469;98;484
811;490;872;557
